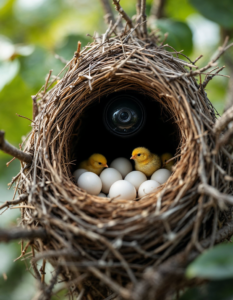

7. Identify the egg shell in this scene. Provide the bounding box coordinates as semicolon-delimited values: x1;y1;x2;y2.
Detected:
151;168;171;184
73;168;88;182
109;180;136;200
110;157;133;178
138;180;160;198
125;171;147;191
100;168;122;194
98;193;107;198
78;172;102;195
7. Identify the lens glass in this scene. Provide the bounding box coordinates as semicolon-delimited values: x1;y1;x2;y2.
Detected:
104;94;145;137
120;111;129;121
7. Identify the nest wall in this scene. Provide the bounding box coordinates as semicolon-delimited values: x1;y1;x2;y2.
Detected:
18;34;232;298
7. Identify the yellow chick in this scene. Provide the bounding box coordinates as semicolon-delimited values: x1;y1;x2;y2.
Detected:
130;147;161;177
161;153;174;171
79;153;108;175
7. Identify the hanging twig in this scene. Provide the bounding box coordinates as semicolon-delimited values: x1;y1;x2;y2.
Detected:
0;131;33;164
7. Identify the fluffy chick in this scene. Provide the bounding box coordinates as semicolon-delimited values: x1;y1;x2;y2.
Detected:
79;153;108;175
130;147;161;177
161;153;174;171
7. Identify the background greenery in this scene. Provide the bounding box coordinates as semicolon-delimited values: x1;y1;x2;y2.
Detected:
0;0;233;299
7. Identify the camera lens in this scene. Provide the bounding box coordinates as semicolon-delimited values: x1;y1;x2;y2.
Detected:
103;93;146;137
119;111;130;121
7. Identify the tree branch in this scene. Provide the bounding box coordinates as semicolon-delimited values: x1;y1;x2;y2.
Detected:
141;0;147;37
0;228;48;243
100;0;116;24
0;131;33;164
38;267;62;300
213;105;233;136
132;219;233;300
0;193;28;210
136;0;141;17
112;0;136;34
150;0;166;19
216;126;233;150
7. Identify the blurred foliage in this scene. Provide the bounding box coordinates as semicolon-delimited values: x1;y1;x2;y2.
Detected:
187;243;233;280
180;279;233;300
0;0;233;299
155;19;193;55
190;0;233;29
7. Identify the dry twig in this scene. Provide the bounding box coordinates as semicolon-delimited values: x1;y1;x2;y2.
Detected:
0;228;47;243
0;131;32;164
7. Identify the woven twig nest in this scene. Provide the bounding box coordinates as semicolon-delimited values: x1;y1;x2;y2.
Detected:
14;27;233;299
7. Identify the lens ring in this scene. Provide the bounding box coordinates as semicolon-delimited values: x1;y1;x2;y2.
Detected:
103;93;146;137
118;108;132;123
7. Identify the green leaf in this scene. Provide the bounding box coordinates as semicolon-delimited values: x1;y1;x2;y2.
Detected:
0;75;34;159
186;243;233;279
190;0;233;29
155;19;193;55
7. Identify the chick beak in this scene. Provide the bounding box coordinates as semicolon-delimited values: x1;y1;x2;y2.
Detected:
104;164;108;168
130;156;135;160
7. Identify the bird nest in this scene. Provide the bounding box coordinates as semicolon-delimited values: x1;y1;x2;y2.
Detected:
9;24;233;300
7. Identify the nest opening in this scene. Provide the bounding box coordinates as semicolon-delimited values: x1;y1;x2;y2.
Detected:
70;89;180;177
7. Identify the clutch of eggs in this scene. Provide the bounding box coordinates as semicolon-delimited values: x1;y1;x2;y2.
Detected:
74;158;171;199
100;168;122;194
110;157;132;178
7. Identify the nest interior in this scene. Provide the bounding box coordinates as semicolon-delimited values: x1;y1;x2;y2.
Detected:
17;29;233;299
72;90;179;172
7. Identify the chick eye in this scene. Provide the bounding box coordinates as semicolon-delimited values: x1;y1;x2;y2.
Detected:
137;154;141;157
98;162;102;165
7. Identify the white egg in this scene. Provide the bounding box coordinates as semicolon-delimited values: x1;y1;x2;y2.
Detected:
100;168;122;194
151;168;171;184
78;172;102;195
138;180;160;198
109;180;136;200
110;157;133;178
98;193;107;198
73;168;87;181
125;171;147;191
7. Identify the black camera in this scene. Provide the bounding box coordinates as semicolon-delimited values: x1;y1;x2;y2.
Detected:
103;93;146;138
